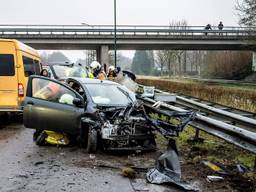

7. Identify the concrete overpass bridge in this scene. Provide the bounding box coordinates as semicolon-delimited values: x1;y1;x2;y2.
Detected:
0;24;256;69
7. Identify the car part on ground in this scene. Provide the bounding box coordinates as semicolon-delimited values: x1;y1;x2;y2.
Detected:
146;139;198;191
34;130;70;146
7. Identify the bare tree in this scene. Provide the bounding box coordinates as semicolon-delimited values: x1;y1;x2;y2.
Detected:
236;0;256;26
203;51;252;79
155;50;167;76
155;20;188;77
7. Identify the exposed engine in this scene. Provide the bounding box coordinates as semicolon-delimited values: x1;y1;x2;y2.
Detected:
83;102;195;152
99;104;156;151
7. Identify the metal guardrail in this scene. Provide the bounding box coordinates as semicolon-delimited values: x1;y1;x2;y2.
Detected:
140;89;256;154
0;25;255;37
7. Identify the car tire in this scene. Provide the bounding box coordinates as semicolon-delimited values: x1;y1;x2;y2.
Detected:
87;128;97;153
78;126;88;148
35;131;48;146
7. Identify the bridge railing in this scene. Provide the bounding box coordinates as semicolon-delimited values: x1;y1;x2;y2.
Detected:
0;25;255;37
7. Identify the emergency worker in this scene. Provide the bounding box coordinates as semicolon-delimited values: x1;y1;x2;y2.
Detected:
90;61;107;80
88;71;94;78
97;71;107;80
107;65;117;81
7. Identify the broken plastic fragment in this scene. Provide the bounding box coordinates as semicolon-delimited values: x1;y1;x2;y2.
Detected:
146;139;198;191
202;161;229;175
236;164;249;173
206;175;224;182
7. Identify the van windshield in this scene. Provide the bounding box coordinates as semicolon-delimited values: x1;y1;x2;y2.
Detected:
0;54;15;76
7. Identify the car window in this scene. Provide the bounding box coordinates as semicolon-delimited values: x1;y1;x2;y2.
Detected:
0;54;15;76
32;78;76;105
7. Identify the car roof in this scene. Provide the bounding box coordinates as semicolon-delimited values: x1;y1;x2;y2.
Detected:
47;62;74;66
66;77;119;86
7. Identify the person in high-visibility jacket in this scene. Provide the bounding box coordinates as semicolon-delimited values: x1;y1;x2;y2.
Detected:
90;61;106;80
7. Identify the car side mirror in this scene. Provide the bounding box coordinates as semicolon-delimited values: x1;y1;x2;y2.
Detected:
73;98;83;107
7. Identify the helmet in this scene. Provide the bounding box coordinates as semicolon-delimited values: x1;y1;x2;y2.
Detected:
90;61;102;77
108;65;115;72
59;94;74;105
90;61;101;70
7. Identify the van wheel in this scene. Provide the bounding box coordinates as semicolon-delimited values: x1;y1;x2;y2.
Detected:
35;131;48;146
87;128;97;153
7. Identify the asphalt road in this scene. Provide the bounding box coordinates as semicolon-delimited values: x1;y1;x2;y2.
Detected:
0;122;181;192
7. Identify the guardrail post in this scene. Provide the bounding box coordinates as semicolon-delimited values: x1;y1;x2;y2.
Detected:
254;156;256;170
189;128;204;143
253;52;256;72
194;129;200;140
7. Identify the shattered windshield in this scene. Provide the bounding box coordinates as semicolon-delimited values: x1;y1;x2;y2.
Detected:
85;84;135;106
52;65;88;78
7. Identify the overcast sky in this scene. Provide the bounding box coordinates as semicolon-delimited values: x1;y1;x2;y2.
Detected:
0;0;240;61
1;0;239;26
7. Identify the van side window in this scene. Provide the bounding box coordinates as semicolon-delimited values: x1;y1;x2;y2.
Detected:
33;60;41;75
23;56;40;76
0;54;15;76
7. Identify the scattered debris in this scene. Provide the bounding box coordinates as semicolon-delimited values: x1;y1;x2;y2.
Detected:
34;161;44;166
202;161;230;175
89;154;96;160
129;179;150;192
206;175;224;182
121;167;136;179
236;164;249;173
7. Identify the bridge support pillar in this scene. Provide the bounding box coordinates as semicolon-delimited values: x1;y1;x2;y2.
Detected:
96;45;109;66
253;51;256;72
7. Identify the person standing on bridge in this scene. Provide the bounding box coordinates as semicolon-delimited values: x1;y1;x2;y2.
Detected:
204;24;212;35
218;21;224;30
218;21;224;36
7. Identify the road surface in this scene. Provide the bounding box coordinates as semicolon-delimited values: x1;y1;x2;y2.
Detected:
0;122;182;192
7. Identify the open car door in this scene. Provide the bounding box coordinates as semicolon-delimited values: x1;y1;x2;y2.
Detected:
23;75;85;135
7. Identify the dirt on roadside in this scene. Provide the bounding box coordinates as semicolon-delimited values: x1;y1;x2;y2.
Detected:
180;145;256;192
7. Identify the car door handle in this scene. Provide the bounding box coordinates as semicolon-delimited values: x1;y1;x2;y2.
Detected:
27;101;34;105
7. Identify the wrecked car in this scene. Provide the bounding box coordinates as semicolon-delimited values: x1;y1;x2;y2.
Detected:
23;75;194;153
